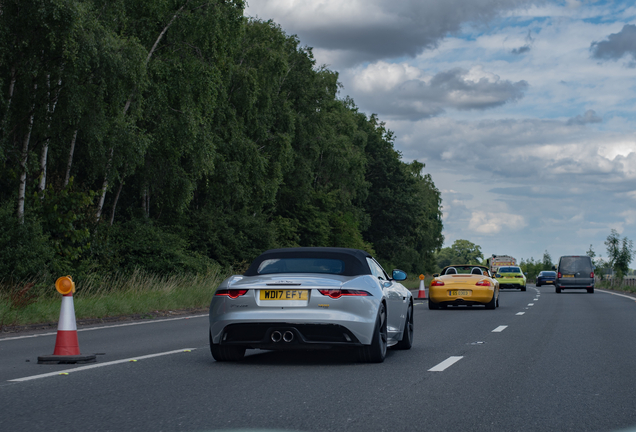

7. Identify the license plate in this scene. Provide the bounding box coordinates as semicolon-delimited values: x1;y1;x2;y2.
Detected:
260;290;308;300
562;275;574;278
545;281;553;284
449;290;471;296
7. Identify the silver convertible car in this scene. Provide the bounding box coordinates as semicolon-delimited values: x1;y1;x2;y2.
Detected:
209;247;414;363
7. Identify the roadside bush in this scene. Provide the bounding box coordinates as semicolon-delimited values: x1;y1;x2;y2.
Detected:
0;203;55;283
91;219;217;275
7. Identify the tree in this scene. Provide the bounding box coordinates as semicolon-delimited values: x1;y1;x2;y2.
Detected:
586;244;596;267
436;239;482;269
542;250;553;270
605;229;634;279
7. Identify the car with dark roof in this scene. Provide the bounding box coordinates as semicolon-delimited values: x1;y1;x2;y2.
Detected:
536;271;556;287
496;266;527;291
209;247;413;362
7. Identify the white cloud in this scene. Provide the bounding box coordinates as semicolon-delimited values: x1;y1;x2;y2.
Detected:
468;211;527;234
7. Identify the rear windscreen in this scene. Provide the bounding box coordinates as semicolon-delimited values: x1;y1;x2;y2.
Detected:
257;258;345;275
499;267;521;273
559;257;592;274
541;271;556;276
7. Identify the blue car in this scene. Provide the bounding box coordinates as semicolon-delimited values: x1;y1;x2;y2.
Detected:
536;271;556;287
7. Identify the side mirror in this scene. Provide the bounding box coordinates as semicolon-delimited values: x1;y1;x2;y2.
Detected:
524;272;528;276
432;273;440;278
392;269;407;281
551;265;556;271
496;273;501;278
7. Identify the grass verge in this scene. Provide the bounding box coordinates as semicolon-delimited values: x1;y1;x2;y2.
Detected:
0;268;225;329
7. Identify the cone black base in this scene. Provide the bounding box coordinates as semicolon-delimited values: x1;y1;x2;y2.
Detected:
37;354;97;365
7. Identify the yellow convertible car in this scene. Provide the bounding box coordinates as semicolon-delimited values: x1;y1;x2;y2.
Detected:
429;265;500;310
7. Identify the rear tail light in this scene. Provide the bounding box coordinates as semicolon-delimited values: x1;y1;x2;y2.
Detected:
557;272;562;278
430;280;445;286
590;272;594;278
515;275;523;278
318;289;371;299
215;289;249;299
476;280;492;286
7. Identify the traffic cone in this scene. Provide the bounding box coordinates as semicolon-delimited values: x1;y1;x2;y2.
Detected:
416;274;427;300
38;276;96;364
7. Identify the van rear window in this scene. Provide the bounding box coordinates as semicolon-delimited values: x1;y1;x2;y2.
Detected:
559;257;592;273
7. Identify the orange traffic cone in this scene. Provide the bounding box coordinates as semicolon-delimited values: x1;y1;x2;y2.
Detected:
38;276;96;364
416;274;427;300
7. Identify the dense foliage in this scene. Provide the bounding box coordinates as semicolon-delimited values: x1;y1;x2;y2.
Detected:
0;0;444;283
435;239;483;270
519;250;553;280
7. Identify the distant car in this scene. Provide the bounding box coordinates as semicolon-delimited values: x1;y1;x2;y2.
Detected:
536;271;556;287
428;265;499;309
209;247;414;363
554;255;595;293
496;266;527;291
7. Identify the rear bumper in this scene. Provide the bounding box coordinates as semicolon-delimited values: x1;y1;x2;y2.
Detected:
498;279;525;288
429;286;495;305
555;280;594;289
215;322;363;350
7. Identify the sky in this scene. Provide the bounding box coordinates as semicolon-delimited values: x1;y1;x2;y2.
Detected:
245;0;636;265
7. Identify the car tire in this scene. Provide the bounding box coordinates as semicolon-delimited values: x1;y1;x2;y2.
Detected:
395;303;413;350
496;296;500;308
358;303;387;363
210;331;245;362
428;299;440;310
556;287;561;293
521;285;527;291
536;282;541;287
485;292;497;309
587;287;594;294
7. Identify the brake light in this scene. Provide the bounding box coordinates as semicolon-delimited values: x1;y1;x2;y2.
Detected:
215;289;249;299
318;289;371;299
590;272;594;278
476;280;492;286
558;272;562;278
430;280;445;286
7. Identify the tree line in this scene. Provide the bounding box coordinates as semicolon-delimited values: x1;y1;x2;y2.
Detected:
0;0;444;283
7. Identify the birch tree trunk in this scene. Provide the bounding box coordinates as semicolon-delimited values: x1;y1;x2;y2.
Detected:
2;67;16;137
38;74;62;194
95;2;188;221
63;129;78;187
17;83;38;223
109;180;124;226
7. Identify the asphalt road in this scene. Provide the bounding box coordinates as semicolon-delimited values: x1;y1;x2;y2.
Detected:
1;285;636;432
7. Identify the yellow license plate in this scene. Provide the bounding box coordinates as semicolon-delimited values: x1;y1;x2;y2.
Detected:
562;275;574;278
449;290;471;296
260;290;308;300
545;281;553;284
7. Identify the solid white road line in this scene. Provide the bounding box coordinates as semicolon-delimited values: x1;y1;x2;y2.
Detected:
428;356;463;372
492;325;508;333
0;315;208;342
597;290;636;302
516;312;525;316
8;348;197;382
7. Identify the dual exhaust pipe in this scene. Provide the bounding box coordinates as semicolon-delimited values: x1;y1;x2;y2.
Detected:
271;330;294;343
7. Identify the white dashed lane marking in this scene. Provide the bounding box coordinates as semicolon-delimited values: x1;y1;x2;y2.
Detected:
428;356;463;372
516;312;525;316
528;303;534;306
492;325;508;333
